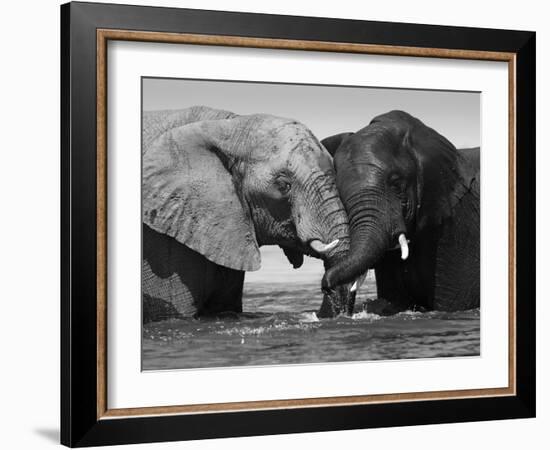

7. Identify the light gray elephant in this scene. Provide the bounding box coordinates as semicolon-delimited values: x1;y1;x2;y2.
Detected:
142;106;352;322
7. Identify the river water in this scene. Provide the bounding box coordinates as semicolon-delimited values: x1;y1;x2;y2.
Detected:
142;255;480;370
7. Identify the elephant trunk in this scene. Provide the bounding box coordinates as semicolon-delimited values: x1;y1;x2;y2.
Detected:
319;191;391;316
318;240;355;318
302;176;355;317
299;170;351;261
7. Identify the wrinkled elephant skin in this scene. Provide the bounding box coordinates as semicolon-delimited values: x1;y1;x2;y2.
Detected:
142;106;351;322
321;110;480;315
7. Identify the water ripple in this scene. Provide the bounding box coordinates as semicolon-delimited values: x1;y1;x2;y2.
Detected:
142;281;480;370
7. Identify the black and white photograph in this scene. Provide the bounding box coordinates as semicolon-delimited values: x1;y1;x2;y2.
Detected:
50;1;539;447
141;78;481;370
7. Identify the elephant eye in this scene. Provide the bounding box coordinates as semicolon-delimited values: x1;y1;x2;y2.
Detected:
388;173;403;191
276;178;292;195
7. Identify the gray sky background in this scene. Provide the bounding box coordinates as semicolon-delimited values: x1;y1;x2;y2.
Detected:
142;77;480;285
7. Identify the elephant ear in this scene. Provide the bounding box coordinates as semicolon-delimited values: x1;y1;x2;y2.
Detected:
143;106;237;150
379;111;477;228
321;132;353;157
142;118;261;272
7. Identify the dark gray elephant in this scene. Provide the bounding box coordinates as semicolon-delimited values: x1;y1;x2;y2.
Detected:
142;106;351;322
319;110;479;316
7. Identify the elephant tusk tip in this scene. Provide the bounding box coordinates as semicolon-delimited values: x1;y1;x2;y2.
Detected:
310;238;340;254
325;239;339;251
398;233;409;260
350;271;368;293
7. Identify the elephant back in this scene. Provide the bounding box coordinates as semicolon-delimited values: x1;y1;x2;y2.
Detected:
142;106;237;152
458;147;480;175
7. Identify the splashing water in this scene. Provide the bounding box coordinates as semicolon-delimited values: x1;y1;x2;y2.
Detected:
142;277;480;370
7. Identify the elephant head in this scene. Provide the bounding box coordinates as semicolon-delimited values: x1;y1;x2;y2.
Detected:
143;106;352;310
320;110;477;311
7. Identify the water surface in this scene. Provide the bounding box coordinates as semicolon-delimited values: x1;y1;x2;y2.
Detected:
142;271;480;370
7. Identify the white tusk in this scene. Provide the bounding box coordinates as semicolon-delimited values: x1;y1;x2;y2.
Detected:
350;271;368;293
398;233;409;260
310;239;339;254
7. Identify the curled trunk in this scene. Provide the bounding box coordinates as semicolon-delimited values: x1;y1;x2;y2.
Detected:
293;170;355;318
318;242;355;318
319;194;390;317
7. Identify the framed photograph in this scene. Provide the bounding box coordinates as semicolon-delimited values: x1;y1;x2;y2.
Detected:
61;1;536;447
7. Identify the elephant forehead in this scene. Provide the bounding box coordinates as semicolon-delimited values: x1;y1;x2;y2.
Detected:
345;127;404;161
278;138;331;177
291;142;333;172
277;125;323;156
252;123;320;158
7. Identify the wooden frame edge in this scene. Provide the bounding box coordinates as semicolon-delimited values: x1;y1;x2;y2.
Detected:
508;56;517;395
97;29;108;419
100;387;515;419
95;28;517;420
98;28;515;61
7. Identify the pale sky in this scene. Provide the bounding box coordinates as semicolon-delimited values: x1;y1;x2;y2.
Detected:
142;78;480;284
